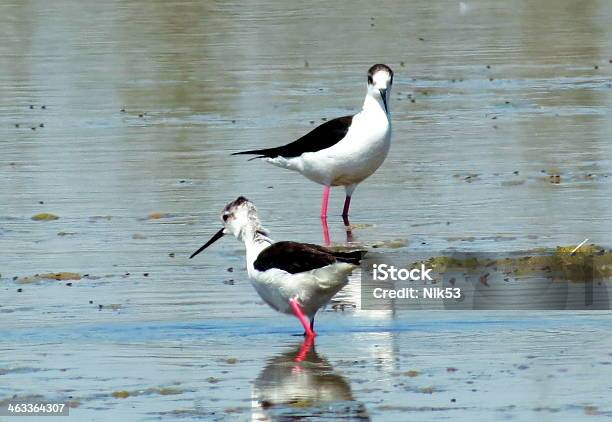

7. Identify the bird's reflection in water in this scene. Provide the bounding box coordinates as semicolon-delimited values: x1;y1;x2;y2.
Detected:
321;217;355;246
252;338;369;421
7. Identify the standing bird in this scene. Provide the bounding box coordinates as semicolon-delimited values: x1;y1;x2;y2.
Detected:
232;64;393;219
189;196;365;337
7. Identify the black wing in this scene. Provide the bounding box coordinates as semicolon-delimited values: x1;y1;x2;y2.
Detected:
232;115;354;159
301;243;366;265
253;241;365;274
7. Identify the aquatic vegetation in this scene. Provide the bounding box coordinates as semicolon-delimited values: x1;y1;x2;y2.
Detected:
31;213;59;221
111;390;130;399
111;387;183;399
418;244;611;282
17;272;82;283
371;239;408;249
147;212;174;220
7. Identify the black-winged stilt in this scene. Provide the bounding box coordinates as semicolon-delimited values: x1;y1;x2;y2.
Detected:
189;197;365;337
232;64;394;219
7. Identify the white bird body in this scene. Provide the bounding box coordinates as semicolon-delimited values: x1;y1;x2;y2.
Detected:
242;221;356;318
264;94;391;188
249;257;355;317
190;197;365;336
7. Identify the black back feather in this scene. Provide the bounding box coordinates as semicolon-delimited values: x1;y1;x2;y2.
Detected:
253;241;366;274
232;115;353;159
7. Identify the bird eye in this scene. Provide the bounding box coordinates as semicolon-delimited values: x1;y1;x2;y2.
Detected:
222;214;230;222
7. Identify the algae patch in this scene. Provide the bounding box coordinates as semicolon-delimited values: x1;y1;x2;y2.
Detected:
146;212;174;220
17;272;82;284
31;213;59;221
418;244;611;282
112;390;130;399
111;386;184;399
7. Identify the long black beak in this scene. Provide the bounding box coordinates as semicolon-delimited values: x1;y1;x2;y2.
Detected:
379;88;388;113
189;228;225;259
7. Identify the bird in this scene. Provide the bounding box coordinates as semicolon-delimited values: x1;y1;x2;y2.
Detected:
252;338;367;420
189;196;365;337
232;64;393;219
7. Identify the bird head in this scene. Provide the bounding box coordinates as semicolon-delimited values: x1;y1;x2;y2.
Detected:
189;196;266;259
367;64;393;113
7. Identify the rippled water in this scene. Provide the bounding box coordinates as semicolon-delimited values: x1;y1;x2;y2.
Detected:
1;0;612;420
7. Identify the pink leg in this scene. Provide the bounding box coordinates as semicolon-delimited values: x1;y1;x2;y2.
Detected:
293;336;314;363
342;195;352;217
321;218;331;246
320;186;330;219
289;298;315;337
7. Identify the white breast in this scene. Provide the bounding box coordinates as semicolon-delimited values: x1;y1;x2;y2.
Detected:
249;263;356;317
299;109;391;186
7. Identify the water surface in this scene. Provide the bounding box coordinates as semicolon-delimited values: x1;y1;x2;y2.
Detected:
1;0;612;420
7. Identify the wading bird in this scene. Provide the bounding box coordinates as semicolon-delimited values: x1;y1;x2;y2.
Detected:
232;64;393;219
189;197;365;337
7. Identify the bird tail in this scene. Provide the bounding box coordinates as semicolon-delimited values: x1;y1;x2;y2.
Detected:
232;148;279;160
333;250;367;266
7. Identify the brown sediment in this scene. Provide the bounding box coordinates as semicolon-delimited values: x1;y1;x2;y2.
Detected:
147;212;174;220
17;272;82;283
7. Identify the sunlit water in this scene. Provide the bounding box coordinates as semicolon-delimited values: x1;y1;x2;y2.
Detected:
1;0;612;420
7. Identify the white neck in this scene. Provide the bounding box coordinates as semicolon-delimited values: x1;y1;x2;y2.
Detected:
362;91;389;116
242;227;273;275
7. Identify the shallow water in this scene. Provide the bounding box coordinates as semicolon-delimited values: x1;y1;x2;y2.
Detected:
1;0;612;420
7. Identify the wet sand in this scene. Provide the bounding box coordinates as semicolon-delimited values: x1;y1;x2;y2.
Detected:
1;0;612;420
